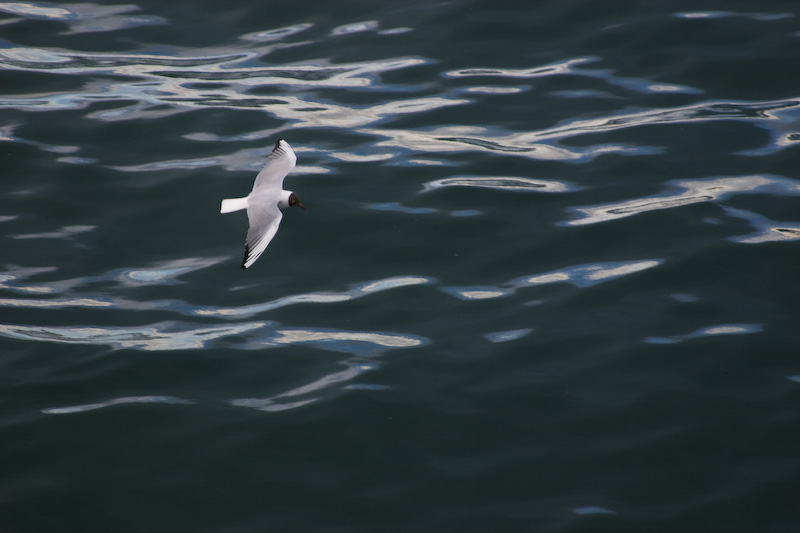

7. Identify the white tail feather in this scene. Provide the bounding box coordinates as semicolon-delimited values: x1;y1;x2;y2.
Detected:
220;197;249;214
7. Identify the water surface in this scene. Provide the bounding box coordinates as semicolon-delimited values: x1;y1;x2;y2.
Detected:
2;1;800;531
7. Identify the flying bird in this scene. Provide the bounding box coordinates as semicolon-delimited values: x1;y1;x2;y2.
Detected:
220;139;306;269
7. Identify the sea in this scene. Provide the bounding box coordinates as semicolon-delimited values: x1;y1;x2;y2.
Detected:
2;1;800;531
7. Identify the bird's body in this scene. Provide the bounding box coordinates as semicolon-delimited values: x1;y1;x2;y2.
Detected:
220;139;305;269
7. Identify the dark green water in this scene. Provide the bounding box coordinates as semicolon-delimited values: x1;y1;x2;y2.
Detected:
2;1;800;531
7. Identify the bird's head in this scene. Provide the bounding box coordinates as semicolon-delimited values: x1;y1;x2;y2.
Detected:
288;192;306;210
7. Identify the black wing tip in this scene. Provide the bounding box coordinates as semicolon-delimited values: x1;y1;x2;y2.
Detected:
241;245;250;269
269;139;289;159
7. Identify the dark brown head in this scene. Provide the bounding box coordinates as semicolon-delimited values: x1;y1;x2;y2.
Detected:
288;192;306;210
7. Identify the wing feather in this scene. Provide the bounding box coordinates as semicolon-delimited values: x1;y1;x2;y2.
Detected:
241;202;283;269
251;139;297;193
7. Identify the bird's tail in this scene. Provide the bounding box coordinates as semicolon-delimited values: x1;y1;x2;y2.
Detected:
220;197;249;214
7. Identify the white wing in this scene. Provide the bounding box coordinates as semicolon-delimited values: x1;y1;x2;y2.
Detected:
242;202;283;269
251;139;296;193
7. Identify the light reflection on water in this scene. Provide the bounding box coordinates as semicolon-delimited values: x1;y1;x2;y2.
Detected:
421;175;575;193
41;359;389;415
674;11;794;21
0;320;427;353
443;259;663;301
644;323;764;345
42;396;193;415
724;207;800;244
1;2;795;361
10;224;96;240
3;266;430;414
562;174;800;227
448;56;701;95
26;318;419;415
0;260;432;415
0;2;166;33
2;17;797;170
0;259;435;316
2;3;800;529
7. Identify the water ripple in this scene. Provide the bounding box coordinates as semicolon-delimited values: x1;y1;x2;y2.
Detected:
0;123;79;155
241;23;314;43
112;257;229;286
365;200;480;217
447;57;598;79
355;97;800;160
484;328;534;343
573;506;618;516
42;395;192;415
447;56;700;95
11;224;96;240
644;323;763;345
0;258;226;297
0;266;60;294
724;207;800;244
367;202;437;215
533;99;800;142
43;357;391;415
43;358;388;415
230;360;376;412
0;296;114;309
366;125;649;161
675;11;794;22
0;2;165;34
0;320;427;353
562;174;800;227
421;175;576;193
0;260;434;316
0;282;381;314
443;259;662;301
0;42;432;116
2;25;796;170
193;275;435;318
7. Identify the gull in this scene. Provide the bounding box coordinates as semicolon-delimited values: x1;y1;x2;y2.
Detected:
220;139;306;269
